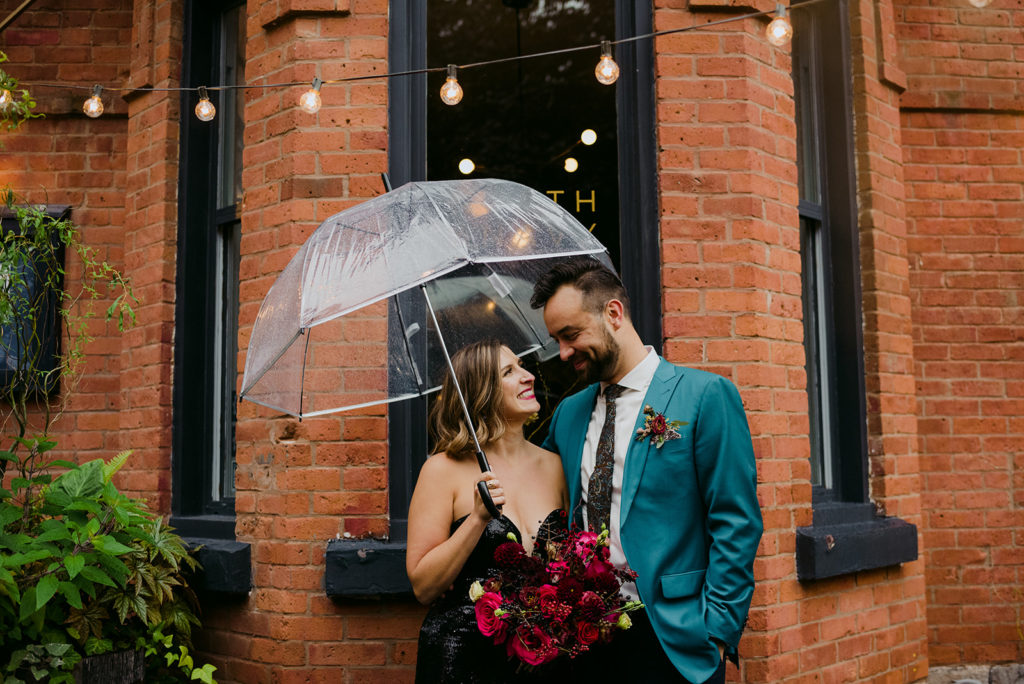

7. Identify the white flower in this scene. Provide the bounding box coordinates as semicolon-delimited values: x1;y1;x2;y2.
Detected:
468;580;485;602
617;613;632;630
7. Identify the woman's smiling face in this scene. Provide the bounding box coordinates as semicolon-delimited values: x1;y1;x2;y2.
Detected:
498;345;539;420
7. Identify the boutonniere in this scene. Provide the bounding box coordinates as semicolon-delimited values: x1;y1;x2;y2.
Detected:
635;405;687;448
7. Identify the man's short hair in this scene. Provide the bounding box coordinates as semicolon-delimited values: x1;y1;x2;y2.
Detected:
530;256;631;319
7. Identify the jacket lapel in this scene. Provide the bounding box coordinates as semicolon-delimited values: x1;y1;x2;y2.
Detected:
620;358;680;525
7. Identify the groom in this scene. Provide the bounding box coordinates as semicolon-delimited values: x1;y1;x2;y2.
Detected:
531;257;762;684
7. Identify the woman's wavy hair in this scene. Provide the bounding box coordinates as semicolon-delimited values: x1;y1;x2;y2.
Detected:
429;339;507;460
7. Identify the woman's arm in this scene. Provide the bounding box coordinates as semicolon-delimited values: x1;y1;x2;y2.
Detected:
405;458;505;605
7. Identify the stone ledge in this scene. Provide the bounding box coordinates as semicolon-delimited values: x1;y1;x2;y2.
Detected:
928;664;1024;684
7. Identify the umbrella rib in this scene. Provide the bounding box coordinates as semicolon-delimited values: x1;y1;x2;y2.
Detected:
240;328;304;397
298;327;310;419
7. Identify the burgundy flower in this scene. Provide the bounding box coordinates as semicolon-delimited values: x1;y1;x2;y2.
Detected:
475;592;508;643
584;558;619;593
557;577;583;604
650;413;668;434
546;559;569;581
577;591;606;621
572;530;600;558
507;625;559;666
494;541;527;568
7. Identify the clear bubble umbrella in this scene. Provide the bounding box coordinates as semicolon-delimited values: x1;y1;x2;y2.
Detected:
239;178;609;515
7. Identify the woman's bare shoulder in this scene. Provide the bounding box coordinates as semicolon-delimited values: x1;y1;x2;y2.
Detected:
420;451;473;477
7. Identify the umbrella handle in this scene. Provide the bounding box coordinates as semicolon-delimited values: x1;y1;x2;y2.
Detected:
477;481;502;520
475;449;502;519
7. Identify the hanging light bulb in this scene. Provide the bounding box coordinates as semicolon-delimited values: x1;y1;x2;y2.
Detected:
766;3;794;47
595;40;619;85
195;86;216;122
458;158;475;175
564;157;579;173
299;77;323;114
82;85;104;118
0;89;13;113
440;64;463;106
581;129;597;145
967;0;992;7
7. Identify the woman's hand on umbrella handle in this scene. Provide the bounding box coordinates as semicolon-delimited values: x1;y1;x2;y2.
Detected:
475;472;504;521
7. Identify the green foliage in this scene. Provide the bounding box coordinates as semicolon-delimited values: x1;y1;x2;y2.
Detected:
0;452;216;683
0;51;41;141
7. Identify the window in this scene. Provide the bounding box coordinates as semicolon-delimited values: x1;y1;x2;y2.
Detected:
0;205;67;398
386;0;660;540
172;0;245;524
326;2;660;596
792;0;917;580
792;0;867;503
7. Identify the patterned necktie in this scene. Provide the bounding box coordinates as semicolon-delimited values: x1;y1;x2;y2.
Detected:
587;384;626;532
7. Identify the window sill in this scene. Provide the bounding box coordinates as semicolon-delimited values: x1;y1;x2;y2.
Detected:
795;501;918;581
171;515;252;595
325;538;412;599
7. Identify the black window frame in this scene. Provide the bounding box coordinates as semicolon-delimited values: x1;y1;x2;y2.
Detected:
792;0;916;581
170;0;251;593
326;0;661;597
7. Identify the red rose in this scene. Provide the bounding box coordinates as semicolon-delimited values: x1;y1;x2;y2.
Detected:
507;625;558;666
475;592;508;643
576;620;599;646
650;414;667;435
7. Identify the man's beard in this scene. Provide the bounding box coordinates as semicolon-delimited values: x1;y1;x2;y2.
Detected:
580;327;620;384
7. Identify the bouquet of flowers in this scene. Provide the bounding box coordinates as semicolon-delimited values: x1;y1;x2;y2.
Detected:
470;519;643;667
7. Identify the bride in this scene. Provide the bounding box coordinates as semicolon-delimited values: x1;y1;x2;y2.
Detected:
406;339;568;683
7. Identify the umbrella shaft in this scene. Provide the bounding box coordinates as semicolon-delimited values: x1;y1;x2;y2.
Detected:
420;284;488;468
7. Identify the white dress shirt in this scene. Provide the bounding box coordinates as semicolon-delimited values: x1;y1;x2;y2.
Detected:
580;346;659;600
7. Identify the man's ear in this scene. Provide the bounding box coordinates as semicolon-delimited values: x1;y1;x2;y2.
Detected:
605;299;626;329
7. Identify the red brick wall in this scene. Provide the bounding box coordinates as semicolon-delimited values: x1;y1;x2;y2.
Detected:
904;109;1024;666
897;0;1024;668
0;0;132;475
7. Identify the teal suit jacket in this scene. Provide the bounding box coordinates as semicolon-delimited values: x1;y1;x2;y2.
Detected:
542;358;762;683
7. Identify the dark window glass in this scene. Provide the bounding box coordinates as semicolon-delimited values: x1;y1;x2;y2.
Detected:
174;0;244;518
387;0;658;538
792;0;868;502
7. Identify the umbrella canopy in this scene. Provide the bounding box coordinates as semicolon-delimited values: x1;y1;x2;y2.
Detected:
240;178;608;418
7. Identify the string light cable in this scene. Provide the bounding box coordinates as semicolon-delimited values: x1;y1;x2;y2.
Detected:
20;0;830;120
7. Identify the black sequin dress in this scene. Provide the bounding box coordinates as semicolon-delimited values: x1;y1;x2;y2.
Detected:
414;510;567;683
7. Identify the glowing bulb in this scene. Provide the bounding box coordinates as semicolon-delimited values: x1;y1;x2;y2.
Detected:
581;129;597;145
0;89;13;112
458;158;475;174
968;0;991;6
564;157;579;173
299;77;323;114
82;85;104;118
485;300;496;312
440;64;463;106
766;4;794;47
195;86;216;122
595;40;619;85
512;229;532;249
